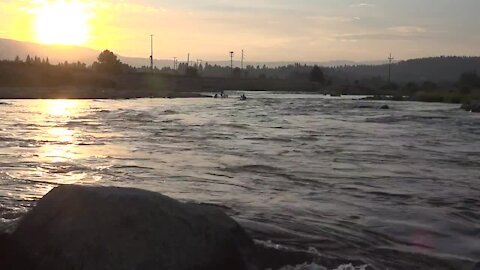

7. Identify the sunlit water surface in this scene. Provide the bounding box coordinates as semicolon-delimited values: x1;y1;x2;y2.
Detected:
0;93;479;269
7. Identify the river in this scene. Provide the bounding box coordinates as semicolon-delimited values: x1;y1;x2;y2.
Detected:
0;92;479;269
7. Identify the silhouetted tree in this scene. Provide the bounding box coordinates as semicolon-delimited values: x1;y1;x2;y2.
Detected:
459;72;480;88
309;65;325;84
421;81;438;92
232;67;242;79
403;82;419;94
381;82;398;91
185;67;198;77
93;50;123;74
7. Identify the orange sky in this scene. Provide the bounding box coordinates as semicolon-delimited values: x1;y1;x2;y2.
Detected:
1;0;479;61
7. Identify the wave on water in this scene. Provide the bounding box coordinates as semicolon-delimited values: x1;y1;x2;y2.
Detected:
254;239;370;270
0;96;479;270
365;115;451;124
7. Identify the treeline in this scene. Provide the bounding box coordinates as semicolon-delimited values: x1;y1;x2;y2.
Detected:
0;50;328;88
0;55;92;87
147;56;480;84
0;50;149;87
1;50;479;103
135;62;324;81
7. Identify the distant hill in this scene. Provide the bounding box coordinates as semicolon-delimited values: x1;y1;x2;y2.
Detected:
326;56;480;83
0;38;173;67
1;39;478;82
0;38;98;64
0;38;380;68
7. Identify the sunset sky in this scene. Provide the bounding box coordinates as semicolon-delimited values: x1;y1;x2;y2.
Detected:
1;0;479;61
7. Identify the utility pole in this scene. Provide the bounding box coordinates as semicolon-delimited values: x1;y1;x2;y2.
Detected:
229;51;234;71
241;49;244;70
150;34;154;72
196;59;202;71
388;53;394;83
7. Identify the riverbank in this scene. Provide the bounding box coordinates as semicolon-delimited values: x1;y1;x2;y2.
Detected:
0;87;209;99
358;93;480;111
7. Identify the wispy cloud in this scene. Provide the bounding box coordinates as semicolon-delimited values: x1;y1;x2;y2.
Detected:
350;3;375;8
334;26;431;42
388;26;427;34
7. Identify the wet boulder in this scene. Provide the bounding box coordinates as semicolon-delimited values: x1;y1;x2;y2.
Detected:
8;185;257;270
461;100;480;112
354;104;374;109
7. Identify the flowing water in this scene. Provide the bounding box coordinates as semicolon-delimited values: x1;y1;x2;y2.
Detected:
0;93;479;269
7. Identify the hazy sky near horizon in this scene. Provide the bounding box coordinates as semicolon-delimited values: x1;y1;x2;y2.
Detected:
1;0;479;61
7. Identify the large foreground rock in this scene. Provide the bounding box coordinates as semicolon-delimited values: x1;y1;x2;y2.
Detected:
6;185;257;270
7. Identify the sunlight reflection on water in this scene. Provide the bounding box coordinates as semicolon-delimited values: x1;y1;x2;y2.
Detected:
0;94;478;269
41;99;82;116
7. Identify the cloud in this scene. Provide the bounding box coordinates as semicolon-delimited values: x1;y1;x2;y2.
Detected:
388;26;427;34
334;26;431;42
306;15;360;23
350;3;375;8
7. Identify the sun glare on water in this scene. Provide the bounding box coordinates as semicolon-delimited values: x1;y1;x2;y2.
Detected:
34;1;91;45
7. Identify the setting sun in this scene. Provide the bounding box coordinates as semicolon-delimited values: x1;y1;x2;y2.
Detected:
34;1;91;45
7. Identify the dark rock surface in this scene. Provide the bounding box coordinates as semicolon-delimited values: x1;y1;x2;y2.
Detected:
354;104;390;110
461;101;480;112
4;185;257;270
